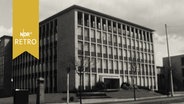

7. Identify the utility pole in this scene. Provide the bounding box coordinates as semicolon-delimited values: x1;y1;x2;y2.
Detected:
165;24;174;97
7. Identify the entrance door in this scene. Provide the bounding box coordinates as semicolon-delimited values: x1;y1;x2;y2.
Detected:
104;78;119;89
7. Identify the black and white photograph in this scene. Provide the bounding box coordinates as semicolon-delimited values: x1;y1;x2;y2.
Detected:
0;0;184;104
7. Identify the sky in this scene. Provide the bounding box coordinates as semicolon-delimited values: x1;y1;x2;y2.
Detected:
0;0;184;66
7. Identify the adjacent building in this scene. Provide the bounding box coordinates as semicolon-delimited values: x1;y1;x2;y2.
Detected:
13;5;157;93
0;35;12;97
157;66;169;93
163;54;184;91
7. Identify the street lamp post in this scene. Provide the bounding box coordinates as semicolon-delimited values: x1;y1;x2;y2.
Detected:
165;24;174;97
67;67;70;104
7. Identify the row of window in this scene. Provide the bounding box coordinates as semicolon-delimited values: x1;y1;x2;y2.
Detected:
78;27;154;51
39;34;58;46
78;42;154;61
39;19;58;40
77;11;153;42
77;56;155;74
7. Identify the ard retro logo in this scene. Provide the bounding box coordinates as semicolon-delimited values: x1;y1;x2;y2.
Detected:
13;0;39;59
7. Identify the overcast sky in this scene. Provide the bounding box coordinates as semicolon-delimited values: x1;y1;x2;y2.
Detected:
0;0;184;66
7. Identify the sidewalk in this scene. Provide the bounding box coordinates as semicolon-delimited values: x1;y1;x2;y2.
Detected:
47;93;184;104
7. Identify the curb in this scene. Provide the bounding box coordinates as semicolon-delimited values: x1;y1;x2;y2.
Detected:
47;94;184;104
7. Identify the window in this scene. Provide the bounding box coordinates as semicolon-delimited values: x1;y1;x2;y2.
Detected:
144;42;147;49
119;49;122;56
113;22;117;33
109;47;113;55
140;30;142;40
78;42;83;51
84;14;89;26
108;34;112;42
133;40;135;47
131;27;134;38
109;60;113;69
103;46;107;54
137;52;140;59
102;19;107;31
113;35;117;44
140;42;143;49
78;57;82;66
91;15;95;28
147;32;150;42
135;29;138;39
151;55;154;61
91;58;96;69
119;62;123;70
77;27;82;36
114;48;118;56
145;53;147;60
118;23;121;34
97;59;102;69
123;50;127;57
150;33;153;42
140;53;142;59
123;62;127;71
84;43;89;52
90;30;95;39
108;20;112;32
127;39;130;46
103;60;108;69
122;25;126;35
148;43;150;50
123;37;126;45
78;12;83;25
84;57;90;68
118;36;122;44
103;33;107;41
91;44;95;52
84;28;89;40
114;61;118;70
132;51;136;58
128;50;131;58
97;45;102;53
97;31;101;40
135;41;139;47
97;17;101;29
181;57;184;66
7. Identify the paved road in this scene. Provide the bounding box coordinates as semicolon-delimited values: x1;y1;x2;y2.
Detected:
98;96;184;104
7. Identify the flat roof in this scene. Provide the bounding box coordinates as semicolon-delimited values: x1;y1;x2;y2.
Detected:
40;5;154;32
163;54;184;59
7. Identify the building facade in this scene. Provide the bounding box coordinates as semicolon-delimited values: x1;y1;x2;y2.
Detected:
0;35;12;97
157;66;169;93
13;5;157;93
163;54;184;91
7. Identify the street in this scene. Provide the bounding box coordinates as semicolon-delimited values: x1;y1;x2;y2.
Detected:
97;96;184;104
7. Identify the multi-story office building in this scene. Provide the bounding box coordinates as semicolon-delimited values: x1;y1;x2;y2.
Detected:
13;5;157;93
0;35;12;97
163;54;184;91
